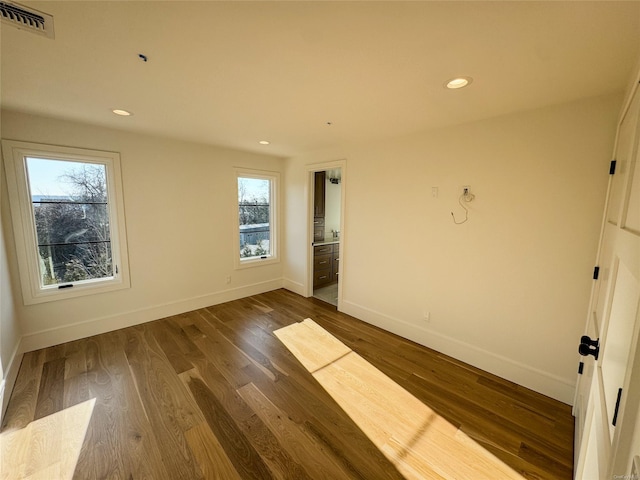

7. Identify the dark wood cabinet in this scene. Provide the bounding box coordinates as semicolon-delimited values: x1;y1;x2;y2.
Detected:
313;217;324;242
314;171;326;217
313;243;339;288
333;243;340;283
313;269;332;286
314;244;333;255
314;171;326;241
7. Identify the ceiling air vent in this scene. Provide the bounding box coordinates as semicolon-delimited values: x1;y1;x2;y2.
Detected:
0;1;54;39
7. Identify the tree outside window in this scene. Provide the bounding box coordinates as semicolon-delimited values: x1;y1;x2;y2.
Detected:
27;158;113;286
2;140;130;304
235;170;278;267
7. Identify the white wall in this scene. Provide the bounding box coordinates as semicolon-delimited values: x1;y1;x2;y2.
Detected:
284;94;622;404
1;155;22;419
1;110;285;352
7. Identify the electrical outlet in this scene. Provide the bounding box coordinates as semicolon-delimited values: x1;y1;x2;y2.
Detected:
461;185;475;202
423;311;431;323
225;276;231;284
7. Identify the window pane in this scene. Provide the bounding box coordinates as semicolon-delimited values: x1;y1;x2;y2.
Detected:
33;203;110;246
26;158;108;202
238;177;271;259
26;157;113;286
38;242;113;285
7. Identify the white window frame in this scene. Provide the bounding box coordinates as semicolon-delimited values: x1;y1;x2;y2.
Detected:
234;168;279;269
2;140;131;305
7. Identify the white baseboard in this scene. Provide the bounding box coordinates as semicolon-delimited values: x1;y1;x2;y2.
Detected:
282;278;306;297
1;337;24;422
341;300;576;405
20;279;285;353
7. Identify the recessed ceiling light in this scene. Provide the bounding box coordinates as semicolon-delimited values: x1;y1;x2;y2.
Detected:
445;77;473;89
259;140;270;145
112;109;133;116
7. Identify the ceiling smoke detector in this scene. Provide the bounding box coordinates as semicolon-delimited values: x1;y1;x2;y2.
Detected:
0;1;54;39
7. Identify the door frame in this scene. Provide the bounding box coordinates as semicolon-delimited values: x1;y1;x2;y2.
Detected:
306;160;346;306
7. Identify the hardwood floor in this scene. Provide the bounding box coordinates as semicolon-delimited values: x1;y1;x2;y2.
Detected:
1;289;574;479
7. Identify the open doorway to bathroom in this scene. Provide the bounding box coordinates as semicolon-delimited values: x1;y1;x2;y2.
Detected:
311;167;342;307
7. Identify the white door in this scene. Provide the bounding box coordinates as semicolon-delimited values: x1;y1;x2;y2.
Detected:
574;79;640;479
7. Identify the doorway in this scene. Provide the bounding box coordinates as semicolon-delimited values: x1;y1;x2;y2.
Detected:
308;162;345;307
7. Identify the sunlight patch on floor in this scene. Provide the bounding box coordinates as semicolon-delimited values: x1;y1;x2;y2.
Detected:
274;318;524;480
1;398;95;480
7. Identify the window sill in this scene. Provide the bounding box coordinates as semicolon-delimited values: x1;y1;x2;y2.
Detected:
23;276;130;305
235;255;279;270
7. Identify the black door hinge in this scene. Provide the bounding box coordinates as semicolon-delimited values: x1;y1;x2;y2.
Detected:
578;362;584;374
613;387;623;426
593;266;600;280
610;160;617;175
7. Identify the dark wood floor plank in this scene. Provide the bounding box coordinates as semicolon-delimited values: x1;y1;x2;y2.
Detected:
248;367;406;480
477;374;572;420
188;310;257;388
111;330;175;480
73;329;184;480
478;439;565;480
184;421;243;480
33;357;65;420
184;373;274;479
182;356;256;426
149;319;196;374
43;343;66;363
167;317;206;352
62;339;90;409
403;371;572;477
165;316;209;367
410;359;561;440
200;307;285;381
518;442;574;479
2;350;45;430
75;336;128;479
125;325;205;431
200;308;324;396
181;322;206;341
239;412;313;480
63;371;89;411
238;381;352;479
4;289;574;480
123;325;205;480
63;338;88;380
301;416;404;480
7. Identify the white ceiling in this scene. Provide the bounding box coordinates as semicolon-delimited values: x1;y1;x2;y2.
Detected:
2;1;640;157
